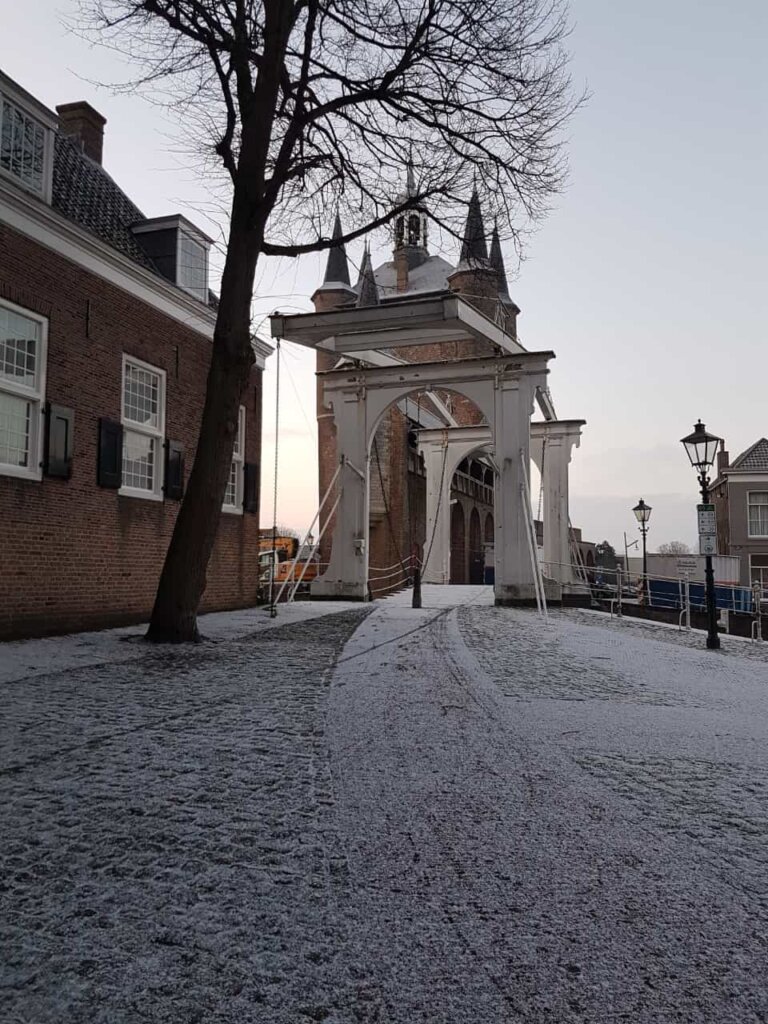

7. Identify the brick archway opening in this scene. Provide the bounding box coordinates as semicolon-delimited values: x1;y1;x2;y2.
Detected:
450;501;466;585
469;507;484;584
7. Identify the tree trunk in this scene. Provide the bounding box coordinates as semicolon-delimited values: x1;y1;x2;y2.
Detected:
146;211;259;642
146;0;295;641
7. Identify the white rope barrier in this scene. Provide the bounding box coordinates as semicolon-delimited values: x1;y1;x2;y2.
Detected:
368;557;415;575
370;575;412;596
368;565;414;583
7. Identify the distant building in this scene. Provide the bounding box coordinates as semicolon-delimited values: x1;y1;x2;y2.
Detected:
711;437;768;593
0;69;270;638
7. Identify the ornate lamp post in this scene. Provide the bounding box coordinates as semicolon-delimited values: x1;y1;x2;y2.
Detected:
681;420;722;650
633;499;652;602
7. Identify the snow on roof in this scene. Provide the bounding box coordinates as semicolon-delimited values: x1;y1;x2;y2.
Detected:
373;254;455;298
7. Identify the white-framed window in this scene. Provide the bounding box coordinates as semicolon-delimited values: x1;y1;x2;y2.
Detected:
0;92;52;200
750;555;768;599
0;299;47;480
222;405;245;513
747;491;768;537
120;354;165;500
177;230;208;303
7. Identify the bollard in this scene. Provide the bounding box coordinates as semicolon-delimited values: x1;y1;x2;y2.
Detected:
412;565;422;608
752;581;763;643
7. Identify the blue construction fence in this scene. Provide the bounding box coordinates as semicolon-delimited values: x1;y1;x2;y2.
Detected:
648;578;754;613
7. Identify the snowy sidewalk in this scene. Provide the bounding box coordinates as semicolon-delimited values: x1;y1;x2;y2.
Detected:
1;604;371;1023
327;596;768;1023
4;589;768;1022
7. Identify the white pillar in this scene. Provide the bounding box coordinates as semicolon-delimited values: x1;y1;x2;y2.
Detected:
543;438;571;584
311;387;370;600
494;377;540;605
536;423;583;587
422;439;451;583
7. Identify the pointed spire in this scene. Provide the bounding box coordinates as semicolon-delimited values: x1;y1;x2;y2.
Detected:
489;221;510;296
406;148;415;198
356;243;379;307
459;187;488;265
322;212;351;286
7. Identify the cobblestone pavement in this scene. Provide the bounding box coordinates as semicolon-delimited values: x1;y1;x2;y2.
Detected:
4;591;768;1023
327;596;768;1023
561;606;768;664
1;609;371;1024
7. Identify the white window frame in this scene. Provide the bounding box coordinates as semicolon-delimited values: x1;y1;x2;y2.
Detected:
747;491;768;538
176;229;209;303
222;405;245;514
120;354;166;501
0;298;47;481
0;77;55;202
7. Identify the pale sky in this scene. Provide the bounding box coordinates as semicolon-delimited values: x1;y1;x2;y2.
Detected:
2;0;766;553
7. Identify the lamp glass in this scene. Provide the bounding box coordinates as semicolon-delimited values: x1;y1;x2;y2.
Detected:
681;420;721;470
633;499;652;524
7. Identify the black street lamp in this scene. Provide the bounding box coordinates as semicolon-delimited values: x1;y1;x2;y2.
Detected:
633;499;652;602
681;420;722;650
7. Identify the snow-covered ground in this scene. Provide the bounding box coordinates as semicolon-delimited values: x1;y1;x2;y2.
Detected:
3;588;768;1022
0;599;364;685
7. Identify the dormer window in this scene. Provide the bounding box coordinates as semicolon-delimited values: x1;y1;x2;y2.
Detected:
131;215;212;303
178;230;208;302
0;72;55;201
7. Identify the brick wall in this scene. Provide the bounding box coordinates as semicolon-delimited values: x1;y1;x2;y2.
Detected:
0;224;263;638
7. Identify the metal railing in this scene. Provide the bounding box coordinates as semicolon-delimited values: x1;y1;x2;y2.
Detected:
539;558;766;639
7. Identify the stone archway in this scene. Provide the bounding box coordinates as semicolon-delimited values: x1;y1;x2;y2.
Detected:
468;507;483;584
419;419;584;593
450;502;466;584
484;512;495;543
274;306;553;604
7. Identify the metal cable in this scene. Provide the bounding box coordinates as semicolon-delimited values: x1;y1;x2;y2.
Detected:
269;337;281;618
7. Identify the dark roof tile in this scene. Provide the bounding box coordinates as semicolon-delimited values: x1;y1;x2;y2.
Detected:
731;438;768;472
51;134;156;271
51;134;218;309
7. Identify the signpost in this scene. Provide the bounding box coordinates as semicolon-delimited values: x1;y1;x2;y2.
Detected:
697;504;716;534
697;503;717;557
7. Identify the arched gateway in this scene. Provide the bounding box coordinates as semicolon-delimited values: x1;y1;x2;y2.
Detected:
270;186;587;606
272;294;554;605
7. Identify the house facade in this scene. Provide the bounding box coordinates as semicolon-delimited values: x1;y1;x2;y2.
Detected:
711;437;768;595
0;70;270;639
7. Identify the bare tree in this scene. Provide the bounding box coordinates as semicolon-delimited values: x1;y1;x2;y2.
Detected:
657;541;692;556
81;0;580;641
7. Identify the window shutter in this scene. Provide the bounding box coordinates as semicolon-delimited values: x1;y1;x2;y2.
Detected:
243;462;259;514
44;404;74;479
97;418;123;488
164;440;185;500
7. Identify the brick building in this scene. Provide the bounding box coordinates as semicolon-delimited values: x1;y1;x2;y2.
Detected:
711;437;768;593
0;69;270;639
313;186;525;591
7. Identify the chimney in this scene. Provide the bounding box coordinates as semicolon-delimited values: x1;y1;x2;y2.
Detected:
717;439;729;474
56;102;106;165
394;247;409;292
